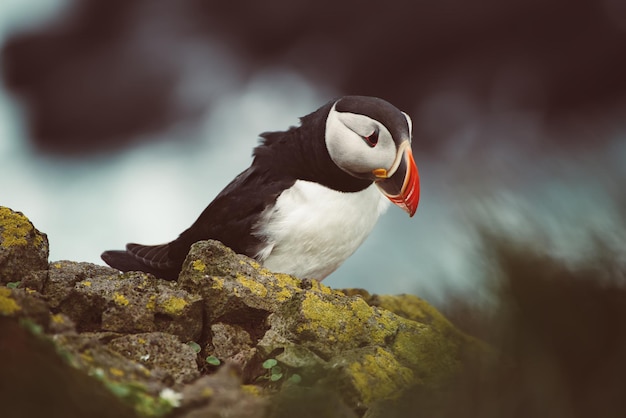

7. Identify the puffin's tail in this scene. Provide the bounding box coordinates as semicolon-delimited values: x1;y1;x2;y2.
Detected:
101;243;181;281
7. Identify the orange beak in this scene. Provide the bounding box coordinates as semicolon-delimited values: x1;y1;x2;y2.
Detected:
374;146;420;217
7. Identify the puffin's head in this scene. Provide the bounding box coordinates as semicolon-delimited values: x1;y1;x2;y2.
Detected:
325;96;420;217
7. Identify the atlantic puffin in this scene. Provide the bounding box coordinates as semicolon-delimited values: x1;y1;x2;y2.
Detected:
101;96;420;281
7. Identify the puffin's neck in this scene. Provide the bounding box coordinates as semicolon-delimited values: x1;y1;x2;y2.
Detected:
253;102;372;193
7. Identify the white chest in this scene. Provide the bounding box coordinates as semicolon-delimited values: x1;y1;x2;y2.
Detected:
253;180;389;280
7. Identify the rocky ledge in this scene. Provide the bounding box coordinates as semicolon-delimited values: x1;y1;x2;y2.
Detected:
0;206;488;417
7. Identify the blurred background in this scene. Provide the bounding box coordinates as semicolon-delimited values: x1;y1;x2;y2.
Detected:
2;2;626;416
1;0;625;308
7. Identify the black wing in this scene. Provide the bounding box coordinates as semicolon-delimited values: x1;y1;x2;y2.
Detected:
101;165;295;280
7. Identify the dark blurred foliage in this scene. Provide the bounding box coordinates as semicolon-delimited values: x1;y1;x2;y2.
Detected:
1;0;625;153
410;236;626;418
0;318;137;418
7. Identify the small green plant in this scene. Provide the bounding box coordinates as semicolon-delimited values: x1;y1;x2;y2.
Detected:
259;358;301;384
6;281;20;289
286;373;302;384
18;318;43;335
262;358;278;369
186;341;201;354
206;355;221;366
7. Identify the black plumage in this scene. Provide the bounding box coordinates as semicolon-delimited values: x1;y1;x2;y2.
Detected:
101;98;372;280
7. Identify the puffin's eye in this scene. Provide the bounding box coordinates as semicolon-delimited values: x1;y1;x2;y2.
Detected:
363;130;379;147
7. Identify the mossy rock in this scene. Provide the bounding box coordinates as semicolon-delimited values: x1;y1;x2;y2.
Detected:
1;209;491;417
0;206;49;286
181;240;488;409
56;271;203;341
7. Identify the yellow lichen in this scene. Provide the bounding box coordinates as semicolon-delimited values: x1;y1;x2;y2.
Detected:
109;367;125;377
373;294;474;385
249;260;261;269
346;347;415;405
259;267;274;277
0;287;21;315
137;337;147;344
145;295;156;310
113;293;130;306
376;294;455;330
274;287;294;302
272;273;301;288
297;293;397;345
80;352;94;364
81;281;92;287
211;277;224;290
0;207;36;247
235;273;268;297
51;313;65;324
161;296;188;315
307;279;334;295
192;259;206;272
241;385;263;397
201;387;214;398
296;293;351;340
139;365;151;377
268;273;302;301
53;262;62;269
391;321;460;386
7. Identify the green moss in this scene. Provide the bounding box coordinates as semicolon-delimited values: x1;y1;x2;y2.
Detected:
390;321;460;386
293;291;467;392
102;380;175;417
297;293;398;346
345;347;415;405
0;287;21;315
375;294;487;386
376;294;455;331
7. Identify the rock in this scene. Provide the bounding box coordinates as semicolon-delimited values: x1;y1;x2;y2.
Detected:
56;271;203;341
0;287;51;330
56;332;163;390
1;208;490;418
211;322;254;360
330;346;415;407
178;240;343;339
45;260;120;308
209;322;258;378
0;206;49;286
257;291;463;409
108;332;200;385
179;366;268;418
180;240;484;409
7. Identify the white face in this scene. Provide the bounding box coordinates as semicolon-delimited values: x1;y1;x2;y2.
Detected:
325;103;412;179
